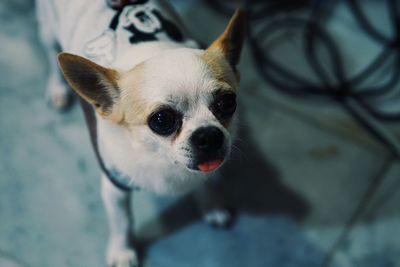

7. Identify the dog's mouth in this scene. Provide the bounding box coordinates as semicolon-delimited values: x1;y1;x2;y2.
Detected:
183;143;229;173
197;159;224;172
186;158;224;173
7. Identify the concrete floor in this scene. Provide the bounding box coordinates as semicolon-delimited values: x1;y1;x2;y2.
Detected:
0;0;399;267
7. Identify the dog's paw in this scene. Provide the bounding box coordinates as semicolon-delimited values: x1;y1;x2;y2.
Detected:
203;208;234;228
106;246;139;267
46;77;71;110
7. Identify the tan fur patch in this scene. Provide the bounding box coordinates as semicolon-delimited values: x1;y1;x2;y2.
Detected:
200;9;246;87
116;63;149;126
207;9;246;68
200;50;237;89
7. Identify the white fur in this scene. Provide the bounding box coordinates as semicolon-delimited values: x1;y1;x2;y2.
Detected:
203;209;232;227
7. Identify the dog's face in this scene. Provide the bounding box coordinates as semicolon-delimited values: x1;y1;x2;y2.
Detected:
58;10;245;173
119;47;239;172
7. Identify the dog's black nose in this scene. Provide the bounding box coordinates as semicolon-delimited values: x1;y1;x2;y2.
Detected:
191;126;224;152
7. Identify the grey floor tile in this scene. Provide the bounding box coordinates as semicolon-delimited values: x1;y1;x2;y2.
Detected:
329;161;400;267
0;256;25;267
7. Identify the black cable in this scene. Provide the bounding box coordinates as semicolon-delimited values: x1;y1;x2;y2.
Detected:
346;0;390;44
245;0;400;155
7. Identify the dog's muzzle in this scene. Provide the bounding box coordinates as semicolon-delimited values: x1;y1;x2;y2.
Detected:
188;126;226;172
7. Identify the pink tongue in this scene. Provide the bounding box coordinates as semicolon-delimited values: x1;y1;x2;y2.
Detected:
198;160;223;172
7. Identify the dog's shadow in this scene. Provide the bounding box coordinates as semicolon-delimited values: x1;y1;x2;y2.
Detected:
135;123;309;258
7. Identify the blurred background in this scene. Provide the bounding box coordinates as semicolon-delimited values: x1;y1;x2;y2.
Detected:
1;0;400;266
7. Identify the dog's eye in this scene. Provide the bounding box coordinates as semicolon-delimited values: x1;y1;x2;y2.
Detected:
148;108;180;136
214;93;237;118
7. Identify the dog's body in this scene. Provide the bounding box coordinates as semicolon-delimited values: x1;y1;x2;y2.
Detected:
37;1;245;266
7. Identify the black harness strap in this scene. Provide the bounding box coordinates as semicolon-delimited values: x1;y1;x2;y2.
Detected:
109;9;123;31
79;97;132;191
106;0;184;45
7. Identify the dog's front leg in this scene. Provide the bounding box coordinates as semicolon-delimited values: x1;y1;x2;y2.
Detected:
101;174;138;267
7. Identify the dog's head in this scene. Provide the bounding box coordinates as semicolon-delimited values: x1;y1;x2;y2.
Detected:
58;10;246;174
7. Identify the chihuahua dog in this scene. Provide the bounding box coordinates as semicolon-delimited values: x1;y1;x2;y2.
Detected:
37;0;245;266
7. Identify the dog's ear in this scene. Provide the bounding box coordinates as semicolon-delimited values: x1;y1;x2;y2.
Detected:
207;9;246;68
58;53;122;122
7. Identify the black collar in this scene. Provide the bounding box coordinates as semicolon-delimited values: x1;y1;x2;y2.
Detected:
79;97;134;191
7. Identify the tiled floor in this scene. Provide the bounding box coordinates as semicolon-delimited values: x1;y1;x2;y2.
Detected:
0;1;399;267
